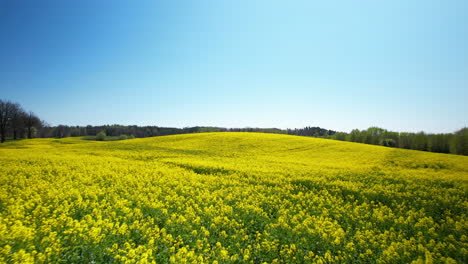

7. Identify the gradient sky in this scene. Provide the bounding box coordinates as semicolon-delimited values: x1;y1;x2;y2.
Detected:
1;0;467;133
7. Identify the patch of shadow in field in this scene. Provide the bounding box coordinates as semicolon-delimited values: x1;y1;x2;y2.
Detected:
332;170;407;186
51;140;75;144
163;162;279;191
100;144;213;156
165;162;235;176
156;147;212;156
129;155;179;161
1;145;29;149
386;159;451;170
290;177;465;221
290;178;409;208
0;141;29;149
291;179;318;192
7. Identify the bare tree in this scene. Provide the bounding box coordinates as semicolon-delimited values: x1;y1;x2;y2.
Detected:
10;103;26;140
0;99;14;143
24;111;42;139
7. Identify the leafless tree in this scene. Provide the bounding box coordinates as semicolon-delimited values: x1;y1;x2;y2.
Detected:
10;103;26;140
24;111;42;139
0;99;15;143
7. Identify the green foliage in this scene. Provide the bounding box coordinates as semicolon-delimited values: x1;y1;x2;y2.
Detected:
381;138;396;147
453;127;468;155
364;127;386;145
349;129;361;142
96;130;106;141
118;134;128;140
70;128;81;137
413;132;429;151
399;132;414;149
428;133;452;153
329;127;467;156
332;132;347;141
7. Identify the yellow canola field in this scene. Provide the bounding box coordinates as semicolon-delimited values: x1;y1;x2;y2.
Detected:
0;132;467;264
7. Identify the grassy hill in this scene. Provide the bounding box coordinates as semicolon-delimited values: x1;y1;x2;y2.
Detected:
0;132;467;263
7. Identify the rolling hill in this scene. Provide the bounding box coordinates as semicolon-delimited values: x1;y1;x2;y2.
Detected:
0;132;467;263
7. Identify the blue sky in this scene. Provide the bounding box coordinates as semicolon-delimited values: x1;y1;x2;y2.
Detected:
0;0;467;133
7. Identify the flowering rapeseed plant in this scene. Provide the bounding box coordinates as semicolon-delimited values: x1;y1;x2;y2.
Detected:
0;133;467;263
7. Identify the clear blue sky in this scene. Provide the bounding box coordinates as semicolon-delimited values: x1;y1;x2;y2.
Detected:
1;0;467;133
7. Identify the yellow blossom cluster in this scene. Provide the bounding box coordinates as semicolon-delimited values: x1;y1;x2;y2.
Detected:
0;132;467;263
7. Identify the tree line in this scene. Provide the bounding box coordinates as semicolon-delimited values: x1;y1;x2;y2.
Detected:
328;126;468;156
287;126;337;137
38;125;290;139
0;99;42;143
38;126;337;140
1;100;467;156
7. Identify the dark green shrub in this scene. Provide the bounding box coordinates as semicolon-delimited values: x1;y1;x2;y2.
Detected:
381;138;396;147
96;130;106;141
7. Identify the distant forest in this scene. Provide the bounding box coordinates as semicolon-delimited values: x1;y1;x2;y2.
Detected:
1;99;467;155
40;125;336;139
